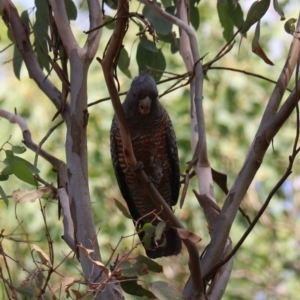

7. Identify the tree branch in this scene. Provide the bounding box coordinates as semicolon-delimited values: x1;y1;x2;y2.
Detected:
0;0;63;111
84;0;102;57
49;0;80;57
201;12;300;279
0;109;64;171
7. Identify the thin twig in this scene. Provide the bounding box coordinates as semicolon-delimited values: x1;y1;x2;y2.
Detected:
208;66;292;92
34;120;64;167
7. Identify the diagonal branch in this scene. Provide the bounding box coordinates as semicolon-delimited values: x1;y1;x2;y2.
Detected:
260;18;300;122
0;109;64;171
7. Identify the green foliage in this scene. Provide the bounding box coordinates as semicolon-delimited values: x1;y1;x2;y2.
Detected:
115;198;132;219
65;0;77;20
118;47;132;78
0;186;8;206
143;4;173;35
3;150;39;186
136;41;166;81
13;45;22;79
241;0;270;35
217;0;244;42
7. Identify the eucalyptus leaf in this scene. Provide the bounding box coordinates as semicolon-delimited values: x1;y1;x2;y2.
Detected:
65;0;77;21
114;199;131;219
1;166;12;176
35;0;49;25
136;255;163;273
217;2;234;42
143;3;172;35
0;186;9;207
15;286;34;297
20;10;30;32
118;48;132;78
120;280;155;298
140;37;158;53
241;0;270;35
136;42;166;81
13;45;23;80
190;4;200;30
5;150;38;186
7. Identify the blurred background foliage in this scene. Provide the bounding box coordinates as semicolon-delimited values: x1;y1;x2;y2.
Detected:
0;0;300;299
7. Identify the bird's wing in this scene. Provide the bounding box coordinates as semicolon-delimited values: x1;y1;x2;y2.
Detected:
166;118;180;206
110;117;142;223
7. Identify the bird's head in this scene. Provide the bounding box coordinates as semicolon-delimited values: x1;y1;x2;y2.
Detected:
126;73;159;116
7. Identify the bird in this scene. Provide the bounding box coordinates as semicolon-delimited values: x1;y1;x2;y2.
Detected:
110;73;182;258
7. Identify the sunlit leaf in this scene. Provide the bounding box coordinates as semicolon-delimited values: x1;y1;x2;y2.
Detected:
114;198;131;219
141;223;156;250
3;155;39;174
154;222;166;242
241;0;270;35
150;281;185;300
5;150;37;186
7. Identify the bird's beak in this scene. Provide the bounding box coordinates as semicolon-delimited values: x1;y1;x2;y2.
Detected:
139;96;151;115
